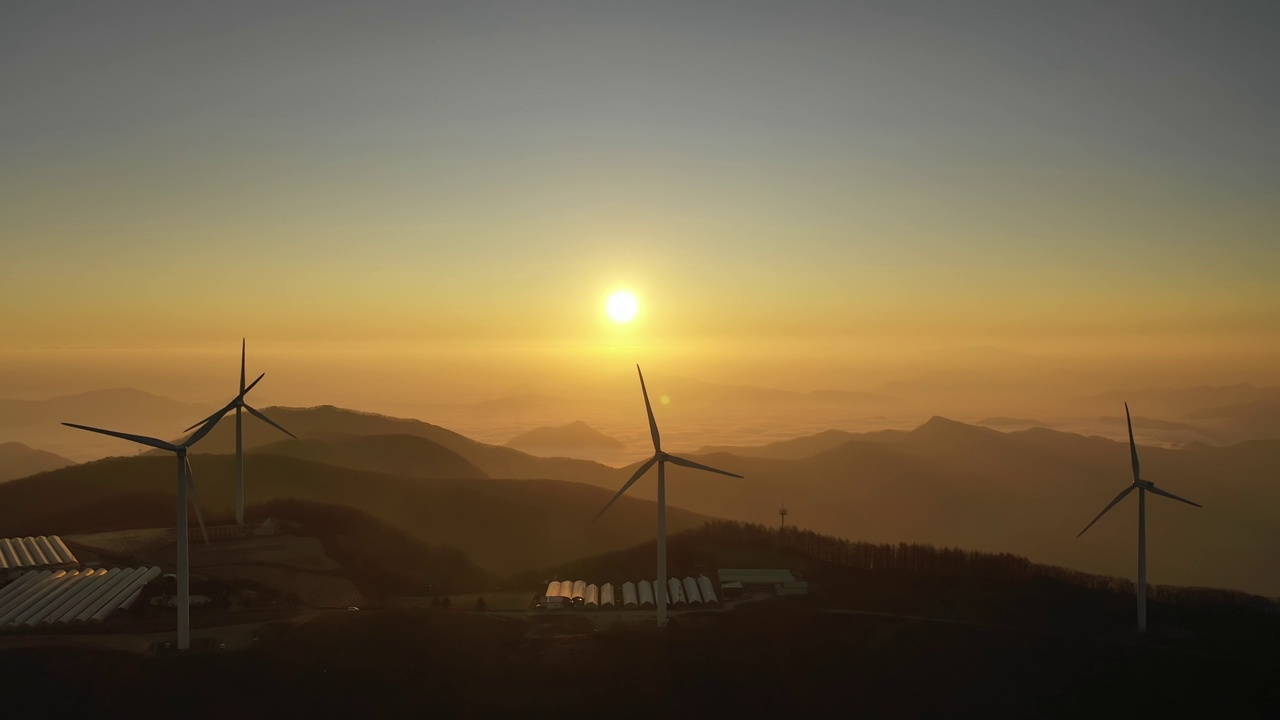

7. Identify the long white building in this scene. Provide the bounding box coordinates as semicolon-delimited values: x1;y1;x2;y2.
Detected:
0;536;79;571
0;566;161;629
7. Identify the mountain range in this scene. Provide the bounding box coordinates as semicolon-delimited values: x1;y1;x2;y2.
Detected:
0;388;207;461
4;403;1278;596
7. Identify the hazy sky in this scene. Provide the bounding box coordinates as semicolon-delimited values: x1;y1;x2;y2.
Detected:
2;1;1278;398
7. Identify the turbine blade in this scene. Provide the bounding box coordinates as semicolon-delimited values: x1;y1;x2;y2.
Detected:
240;338;247;393
242;372;265;397
1148;485;1202;509
664;453;744;479
61;423;176;452
1076;485;1136;538
183;401;235;433
637;365;661;452
184;457;210;545
183;410;226;447
593;456;657;521
244;404;296;438
1125;403;1141;482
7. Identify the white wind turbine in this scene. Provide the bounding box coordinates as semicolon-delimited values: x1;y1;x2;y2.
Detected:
1076;403;1201;632
595;365;742;627
184;339;295;526
62;414;225;650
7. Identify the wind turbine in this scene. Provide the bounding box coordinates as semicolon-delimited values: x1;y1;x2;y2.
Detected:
595;365;743;627
62;414;225;650
1076;403;1201;632
185;339;295;526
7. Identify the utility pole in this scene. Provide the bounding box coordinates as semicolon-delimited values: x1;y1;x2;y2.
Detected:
779;502;788;531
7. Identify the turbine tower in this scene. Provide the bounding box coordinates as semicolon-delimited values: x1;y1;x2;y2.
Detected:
63;414;225;650
595;365;743;628
185;340;295;526
1076;403;1201;632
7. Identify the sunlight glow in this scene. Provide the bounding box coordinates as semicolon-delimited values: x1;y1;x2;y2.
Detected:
607;291;639;323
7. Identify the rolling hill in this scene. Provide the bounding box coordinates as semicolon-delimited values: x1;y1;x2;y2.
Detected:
249;434;488;480
0;453;711;576
174;405;619;486
0;441;75;482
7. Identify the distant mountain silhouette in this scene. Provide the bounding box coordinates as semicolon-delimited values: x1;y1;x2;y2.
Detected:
1184;397;1280;440
1094;414;1224;444
0;453;711;575
658;377;895;410
0;388;208;461
504;420;625;461
251;434;488;480
0;441;75;482
979;416;1050;428
624;416;1280;597
506;420;624;450
0;387;205;428
1083;384;1280;418
695;429;862;459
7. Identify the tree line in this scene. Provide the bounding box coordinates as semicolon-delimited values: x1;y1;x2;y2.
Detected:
695;520;1278;612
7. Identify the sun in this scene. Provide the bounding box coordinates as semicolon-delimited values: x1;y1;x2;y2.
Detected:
606;290;639;323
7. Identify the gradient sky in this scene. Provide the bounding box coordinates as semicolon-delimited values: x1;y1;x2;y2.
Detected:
2;1;1278;397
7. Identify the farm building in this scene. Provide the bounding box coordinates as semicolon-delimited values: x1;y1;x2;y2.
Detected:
556;581;574;603
666;577;687;606
775;581;810;596
682;576;703;605
0;566;161;630
1;536;79;573
535;575;723;612
697;575;719;605
716;568;807;597
637;580;655;607
541;581;566;608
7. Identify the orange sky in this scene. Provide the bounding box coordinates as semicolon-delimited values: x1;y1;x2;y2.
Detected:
2;2;1277;406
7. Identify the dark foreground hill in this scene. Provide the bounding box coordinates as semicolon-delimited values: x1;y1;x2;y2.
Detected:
533;521;1279;649
1;603;1276;718
0;454;711;575
250;498;500;596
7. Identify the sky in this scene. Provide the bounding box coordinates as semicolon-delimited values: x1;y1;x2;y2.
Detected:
2;0;1278;406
